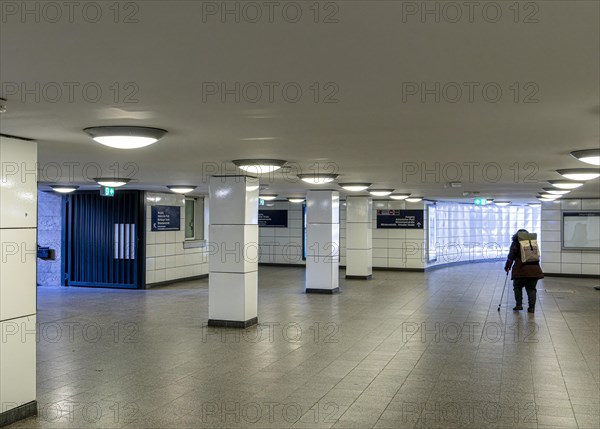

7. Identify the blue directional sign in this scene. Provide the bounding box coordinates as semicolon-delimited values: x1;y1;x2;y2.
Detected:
151;205;181;231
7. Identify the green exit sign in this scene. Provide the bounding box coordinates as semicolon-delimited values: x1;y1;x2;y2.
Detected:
474;198;488;206
101;186;115;197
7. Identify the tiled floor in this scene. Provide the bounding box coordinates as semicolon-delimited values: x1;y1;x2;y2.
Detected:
8;262;600;428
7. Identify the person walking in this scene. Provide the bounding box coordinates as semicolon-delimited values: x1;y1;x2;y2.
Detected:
505;229;544;313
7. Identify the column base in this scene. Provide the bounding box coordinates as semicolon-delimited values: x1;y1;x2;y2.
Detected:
0;401;37;427
345;274;373;280
207;317;258;329
306;288;340;294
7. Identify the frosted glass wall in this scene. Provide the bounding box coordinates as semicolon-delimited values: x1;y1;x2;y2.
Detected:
428;202;541;265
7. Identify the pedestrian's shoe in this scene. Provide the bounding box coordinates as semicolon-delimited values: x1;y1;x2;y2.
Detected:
513;306;523;311
527;307;535;313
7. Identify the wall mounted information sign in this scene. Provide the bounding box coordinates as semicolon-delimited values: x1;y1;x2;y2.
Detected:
258;210;288;227
151;205;181;231
377;209;424;229
562;211;600;250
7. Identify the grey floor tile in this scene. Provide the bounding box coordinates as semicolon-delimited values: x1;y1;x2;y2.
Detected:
5;263;599;429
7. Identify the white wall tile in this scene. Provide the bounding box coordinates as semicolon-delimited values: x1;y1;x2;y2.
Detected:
155;257;166;270
541;262;561;274
541;252;561;263
543;231;561;242
561;199;582;210
561;252;582;264
541;220;561;231
582;264;600;275
581;252;600;264
541;210;561;221
582;199;600;210
561;263;581;275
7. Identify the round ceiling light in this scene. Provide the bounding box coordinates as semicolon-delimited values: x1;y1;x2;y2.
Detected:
232;159;287;174
51;185;79;194
405;197;423;203
528;203;542;207
494;201;511;206
538;193;560;200
571;149;600;166
556;168;600;181
260;194;278;201
542;188;570;195
389;194;411;200
537;196;557;202
94;178;131;187
369;189;394;197
167;185;197;194
84;126;167;149
339;183;371;192
548;180;584;190
297;173;338;184
288;198;305;203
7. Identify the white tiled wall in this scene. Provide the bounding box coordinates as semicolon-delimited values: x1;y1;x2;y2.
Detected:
0;136;37;417
145;192;208;285
258;201;305;265
258;200;426;270
540;199;600;276
362;200;426;270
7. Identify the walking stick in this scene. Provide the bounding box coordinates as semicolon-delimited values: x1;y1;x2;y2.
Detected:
498;272;509;311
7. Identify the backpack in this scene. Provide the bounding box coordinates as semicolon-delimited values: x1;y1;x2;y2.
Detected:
517;231;540;263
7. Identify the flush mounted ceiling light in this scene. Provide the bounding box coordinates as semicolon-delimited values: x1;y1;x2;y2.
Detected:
260;194;278;201
369;189;394;197
405;197;423;203
84;126;167;149
538;193;560;200
556;168;600;181
232;159;287;174
494;201;511;206
297;173;338;184
339;183;371;192
167;185;197;194
537;196;556;202
548;180;584;190
528;203;542;207
94;178;131;187
51;185;79;194
571;149;600;166
241;137;277;141
542;188;570;195
390;194;411;200
288;197;305;203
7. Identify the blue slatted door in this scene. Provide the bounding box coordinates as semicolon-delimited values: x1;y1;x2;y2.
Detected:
64;191;143;289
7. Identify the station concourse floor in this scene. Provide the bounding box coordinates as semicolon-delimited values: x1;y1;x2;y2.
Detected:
8;262;600;429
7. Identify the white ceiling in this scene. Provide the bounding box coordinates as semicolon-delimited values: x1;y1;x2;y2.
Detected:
1;1;599;202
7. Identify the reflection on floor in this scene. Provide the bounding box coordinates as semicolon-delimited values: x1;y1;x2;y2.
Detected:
8;262;600;428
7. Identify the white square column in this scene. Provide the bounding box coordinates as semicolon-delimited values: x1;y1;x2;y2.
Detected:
346;196;373;279
0;136;37;427
208;176;259;328
305;190;340;294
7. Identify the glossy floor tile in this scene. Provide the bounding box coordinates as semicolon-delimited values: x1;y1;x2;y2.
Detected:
7;262;600;428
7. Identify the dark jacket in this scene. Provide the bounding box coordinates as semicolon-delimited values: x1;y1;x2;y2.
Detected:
505;241;544;280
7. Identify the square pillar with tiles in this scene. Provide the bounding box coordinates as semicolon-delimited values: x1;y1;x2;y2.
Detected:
208;175;259;328
345;196;373;279
305;190;340;293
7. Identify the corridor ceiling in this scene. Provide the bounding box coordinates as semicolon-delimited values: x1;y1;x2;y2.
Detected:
1;1;599;201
